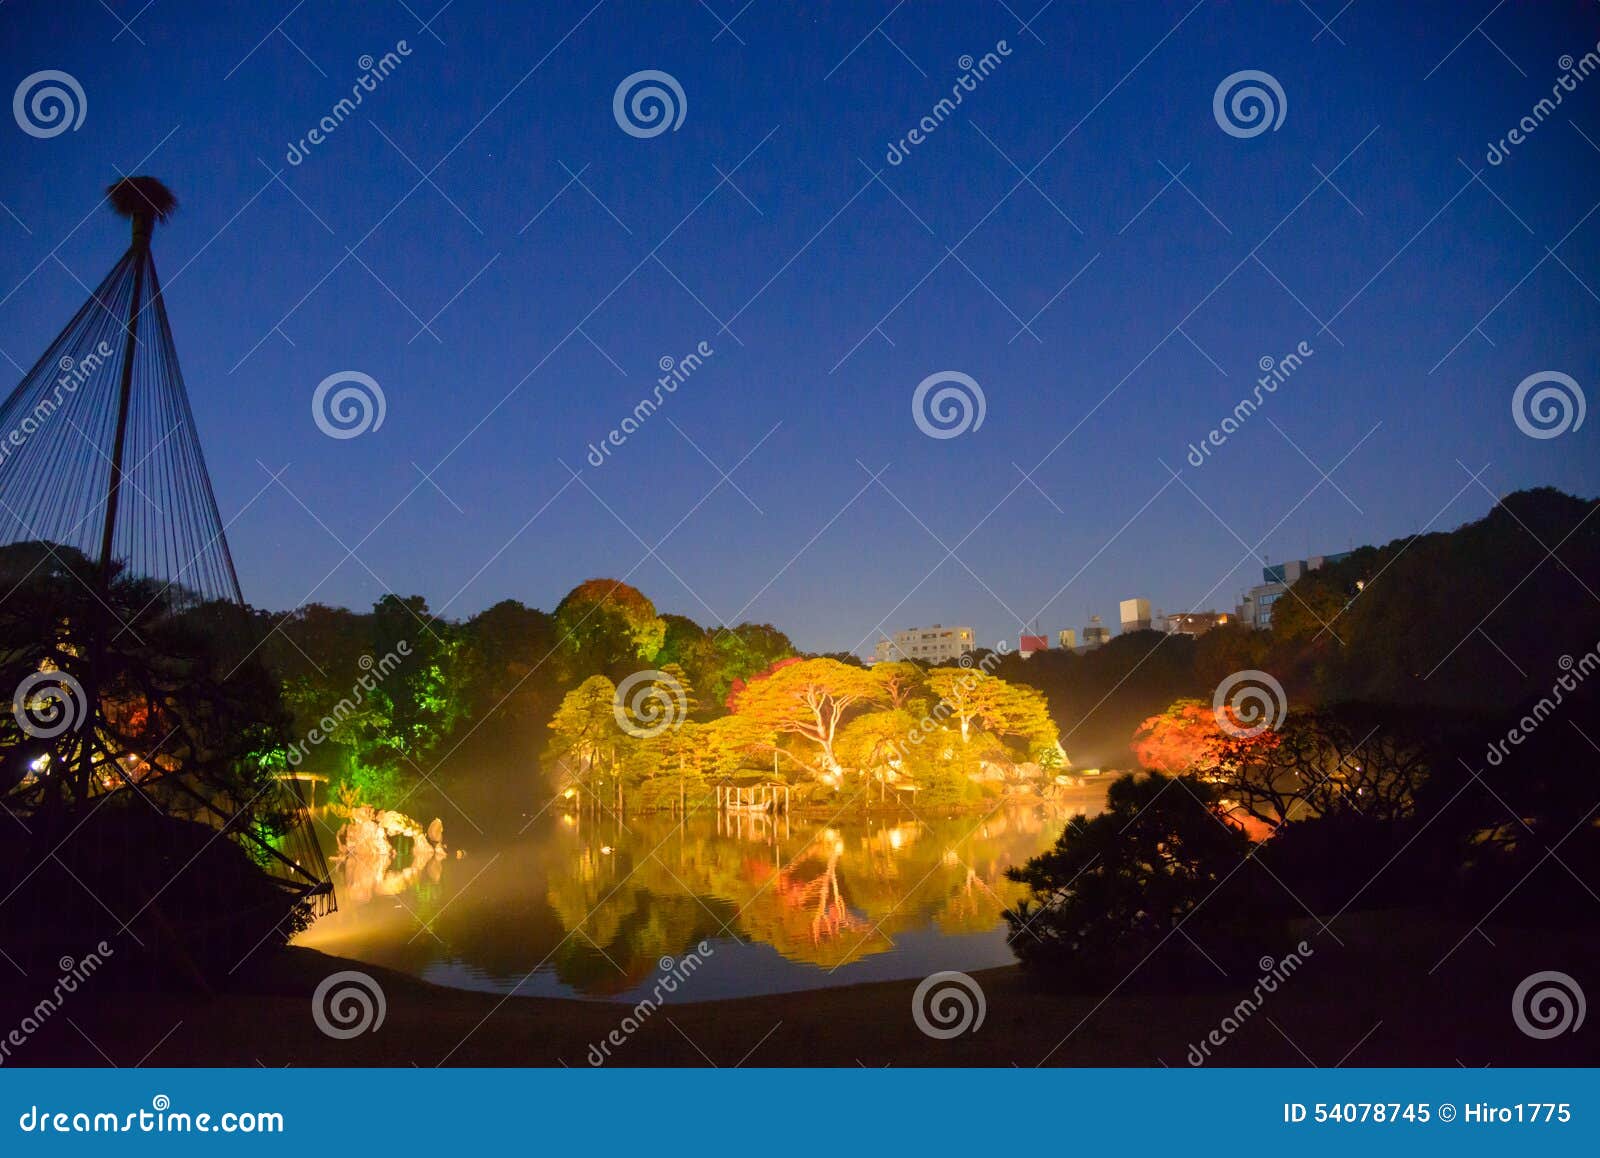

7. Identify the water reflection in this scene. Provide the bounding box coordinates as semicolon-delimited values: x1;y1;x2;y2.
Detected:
298;786;1107;1002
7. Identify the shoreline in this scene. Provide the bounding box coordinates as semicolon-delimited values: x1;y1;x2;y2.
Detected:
6;910;1595;1067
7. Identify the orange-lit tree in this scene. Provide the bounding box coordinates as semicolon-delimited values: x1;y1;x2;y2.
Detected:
727;657;886;781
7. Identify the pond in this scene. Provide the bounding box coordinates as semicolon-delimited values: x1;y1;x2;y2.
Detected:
294;782;1109;1003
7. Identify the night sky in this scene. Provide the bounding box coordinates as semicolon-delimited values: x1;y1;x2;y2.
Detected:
3;1;1597;655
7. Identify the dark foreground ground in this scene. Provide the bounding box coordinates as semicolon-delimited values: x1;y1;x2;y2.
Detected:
5;911;1596;1067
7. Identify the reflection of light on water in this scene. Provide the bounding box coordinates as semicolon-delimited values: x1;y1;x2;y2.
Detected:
306;794;1113;1000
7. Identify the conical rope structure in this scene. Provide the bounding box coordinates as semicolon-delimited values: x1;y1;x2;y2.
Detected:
0;180;332;972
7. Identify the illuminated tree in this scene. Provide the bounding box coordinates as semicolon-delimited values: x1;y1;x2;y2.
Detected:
655;614;719;708
552;579;666;675
836;709;917;801
922;669;1052;750
978;680;1059;754
709;622;797;704
923;668;989;744
1131;699;1226;775
872;661;926;712
547;675;625;798
727;657;886;779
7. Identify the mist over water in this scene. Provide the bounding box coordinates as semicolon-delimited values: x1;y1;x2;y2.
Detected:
297;785;1109;1003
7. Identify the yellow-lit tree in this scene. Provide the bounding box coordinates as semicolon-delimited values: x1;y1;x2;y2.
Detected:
727;657;886;780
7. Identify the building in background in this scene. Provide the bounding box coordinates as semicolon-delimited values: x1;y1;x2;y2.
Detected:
1165;611;1230;636
1119;597;1152;633
1237;553;1351;629
1082;615;1112;647
1019;633;1050;657
871;624;976;664
1057;627;1077;650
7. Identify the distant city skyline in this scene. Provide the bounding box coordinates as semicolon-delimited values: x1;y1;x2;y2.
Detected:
3;3;1595;658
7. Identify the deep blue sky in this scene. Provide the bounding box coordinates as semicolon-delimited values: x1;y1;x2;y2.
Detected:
3;1;1597;655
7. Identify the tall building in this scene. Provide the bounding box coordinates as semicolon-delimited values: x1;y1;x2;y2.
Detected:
870;624;975;664
1057;627;1077;650
1119;597;1152;633
1082;615;1111;647
1237;553;1351;629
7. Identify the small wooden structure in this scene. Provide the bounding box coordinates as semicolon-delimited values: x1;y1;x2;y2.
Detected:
716;783;790;814
276;771;329;813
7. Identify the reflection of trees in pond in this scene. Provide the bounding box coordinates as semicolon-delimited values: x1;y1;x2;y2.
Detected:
539;810;1060;973
776;846;870;945
309;805;1078;995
